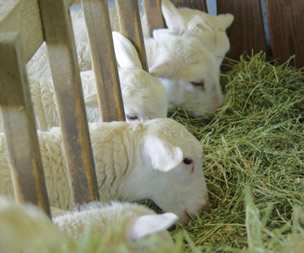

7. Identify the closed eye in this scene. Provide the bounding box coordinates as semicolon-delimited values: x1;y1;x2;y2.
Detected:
190;81;205;89
126;114;139;121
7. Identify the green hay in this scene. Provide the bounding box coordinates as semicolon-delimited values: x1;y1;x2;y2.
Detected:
170;52;304;252
17;53;303;252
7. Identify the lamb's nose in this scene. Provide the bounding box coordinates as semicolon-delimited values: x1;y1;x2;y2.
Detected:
213;95;223;108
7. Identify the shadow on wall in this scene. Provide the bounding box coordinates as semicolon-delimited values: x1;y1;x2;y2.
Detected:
71;0;270;45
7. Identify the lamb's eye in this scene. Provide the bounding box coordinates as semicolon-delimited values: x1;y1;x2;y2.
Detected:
126;114;139;121
183;158;193;165
190;81;205;89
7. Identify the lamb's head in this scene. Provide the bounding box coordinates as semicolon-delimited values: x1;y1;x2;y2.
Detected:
85;31;168;122
120;68;168;121
131;118;209;224
113;31;168;121
52;201;178;247
160;0;234;67
149;35;223;117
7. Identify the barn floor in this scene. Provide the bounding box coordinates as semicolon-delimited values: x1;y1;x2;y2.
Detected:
22;53;304;252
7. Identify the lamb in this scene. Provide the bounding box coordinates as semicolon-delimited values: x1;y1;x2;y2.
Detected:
158;0;234;68
0;196;63;253
0;118;209;224
144;33;223;117
2;31;168;131
52;201;177;243
84;31;168;122
0;196;177;252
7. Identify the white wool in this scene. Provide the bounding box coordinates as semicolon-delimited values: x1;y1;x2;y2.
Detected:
144;33;223;116
0;196;176;252
0;196;63;253
0;118;208;224
52;201;177;243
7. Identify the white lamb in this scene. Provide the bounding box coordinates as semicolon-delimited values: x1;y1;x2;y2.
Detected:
0;118;208;224
144;33;223;117
70;9;224;117
158;0;234;68
0;197;177;252
0;196;63;253
4;31;168;131
52;201;177;243
84;31;168;122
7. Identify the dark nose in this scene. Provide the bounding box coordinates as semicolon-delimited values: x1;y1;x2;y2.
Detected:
200;197;209;211
213;95;223;108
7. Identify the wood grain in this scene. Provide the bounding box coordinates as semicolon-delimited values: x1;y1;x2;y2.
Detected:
115;0;149;71
217;0;267;60
143;0;165;36
170;0;207;12
81;0;125;122
265;0;304;67
0;32;50;217
38;0;99;206
0;0;44;63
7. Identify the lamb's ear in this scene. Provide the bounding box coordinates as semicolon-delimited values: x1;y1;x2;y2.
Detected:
149;59;175;78
161;0;184;31
128;213;178;241
217;14;234;30
112;31;142;69
84;93;98;107
144;135;183;172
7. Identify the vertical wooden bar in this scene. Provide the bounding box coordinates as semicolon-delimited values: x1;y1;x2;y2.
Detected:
0;32;50;217
38;0;99;205
115;0;149;71
0;0;44;63
143;0;165;36
80;0;125;121
217;0;267;60
265;0;304;67
170;0;207;12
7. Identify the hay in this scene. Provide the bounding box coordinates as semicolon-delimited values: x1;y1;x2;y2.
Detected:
170;52;304;252
17;53;303;252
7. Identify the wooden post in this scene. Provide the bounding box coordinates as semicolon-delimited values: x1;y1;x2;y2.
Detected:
0;0;44;63
265;0;304;67
0;32;50;217
217;0;267;60
142;0;165;36
38;0;99;205
80;0;125;121
115;0;149;71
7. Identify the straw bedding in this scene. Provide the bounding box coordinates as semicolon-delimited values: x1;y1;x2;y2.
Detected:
17;53;304;252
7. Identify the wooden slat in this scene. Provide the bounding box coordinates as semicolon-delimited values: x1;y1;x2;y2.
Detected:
170;0;207;12
143;0;165;36
217;0;267;60
0;32;50;217
115;0;149;71
37;0;99;205
0;0;44;63
80;0;125;121
265;0;304;67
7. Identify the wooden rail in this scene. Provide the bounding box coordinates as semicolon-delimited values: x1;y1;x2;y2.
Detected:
0;32;50;216
38;0;100;205
115;0;148;71
80;0;125;122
